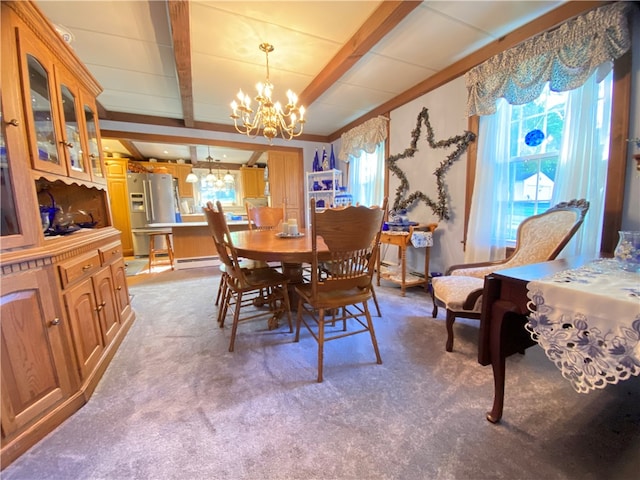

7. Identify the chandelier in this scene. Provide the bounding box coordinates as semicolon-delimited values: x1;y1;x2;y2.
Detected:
230;43;305;142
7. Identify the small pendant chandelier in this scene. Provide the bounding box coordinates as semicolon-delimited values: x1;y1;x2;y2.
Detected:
205;147;217;184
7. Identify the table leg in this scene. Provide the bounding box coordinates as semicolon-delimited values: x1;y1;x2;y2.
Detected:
400;245;406;296
486;299;519;423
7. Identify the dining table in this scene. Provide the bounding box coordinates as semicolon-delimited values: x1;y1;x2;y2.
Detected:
230;229;328;306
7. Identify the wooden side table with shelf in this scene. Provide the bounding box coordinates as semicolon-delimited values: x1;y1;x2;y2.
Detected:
377;223;438;296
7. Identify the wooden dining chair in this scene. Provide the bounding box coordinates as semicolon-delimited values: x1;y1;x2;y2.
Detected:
204;201;293;352
294;198;387;382
246;203;285;231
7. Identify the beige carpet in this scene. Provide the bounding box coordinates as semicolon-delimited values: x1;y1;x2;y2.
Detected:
4;267;639;479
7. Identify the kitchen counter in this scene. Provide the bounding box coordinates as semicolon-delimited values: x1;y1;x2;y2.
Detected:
147;221;251;269
148;220;250;228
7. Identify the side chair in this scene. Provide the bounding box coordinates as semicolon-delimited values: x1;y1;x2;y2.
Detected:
431;199;589;352
246;203;285;231
295;197;387;382
204;201;293;352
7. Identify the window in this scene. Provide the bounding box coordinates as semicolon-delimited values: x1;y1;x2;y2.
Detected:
466;70;613;262
504;86;568;241
192;169;240;209
347;142;385;207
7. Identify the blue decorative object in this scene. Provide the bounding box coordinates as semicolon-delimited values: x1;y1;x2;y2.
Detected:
525;129;545;147
329;144;336;170
321;147;329;170
312;149;321;172
334;186;352;207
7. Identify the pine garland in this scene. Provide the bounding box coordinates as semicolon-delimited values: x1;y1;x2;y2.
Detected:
387;107;476;221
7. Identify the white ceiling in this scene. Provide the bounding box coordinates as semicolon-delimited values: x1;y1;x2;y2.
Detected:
36;0;565;162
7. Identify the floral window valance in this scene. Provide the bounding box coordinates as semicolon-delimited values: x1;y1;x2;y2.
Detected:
465;2;631;117
338;116;388;162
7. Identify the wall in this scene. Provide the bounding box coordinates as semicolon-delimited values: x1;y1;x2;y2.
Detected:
385;76;469;276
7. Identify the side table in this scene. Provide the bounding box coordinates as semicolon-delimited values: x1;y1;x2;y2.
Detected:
377;223;438;296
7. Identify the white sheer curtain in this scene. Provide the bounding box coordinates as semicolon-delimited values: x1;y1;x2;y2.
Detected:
347;143;385;207
550;70;613;257
464;99;512;263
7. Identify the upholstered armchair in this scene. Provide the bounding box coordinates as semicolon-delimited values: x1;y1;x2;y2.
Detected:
431;199;589;352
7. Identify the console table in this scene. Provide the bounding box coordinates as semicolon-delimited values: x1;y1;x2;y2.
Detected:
377;223;437;296
478;257;640;423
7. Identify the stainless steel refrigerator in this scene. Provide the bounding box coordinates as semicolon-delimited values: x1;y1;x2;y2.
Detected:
127;172;178;256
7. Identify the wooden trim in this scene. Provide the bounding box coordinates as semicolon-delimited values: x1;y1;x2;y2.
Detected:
601;50;632;254
100;129;304;155
329;1;606;141
299;1;421;107
167;0;194;128
101;111;330;143
463;115;479;251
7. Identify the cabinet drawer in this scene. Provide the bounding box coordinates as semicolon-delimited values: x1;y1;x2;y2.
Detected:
58;251;101;288
99;241;123;266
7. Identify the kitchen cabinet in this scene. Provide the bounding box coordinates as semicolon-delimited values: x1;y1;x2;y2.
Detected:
240;166;266;198
162;163;194;198
0;267;77;439
99;240;132;324
268;150;304;226
1;1;134;469
105;158;133;256
62;262;107;380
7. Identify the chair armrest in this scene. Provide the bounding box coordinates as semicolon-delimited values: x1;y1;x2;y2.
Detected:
462;287;484;311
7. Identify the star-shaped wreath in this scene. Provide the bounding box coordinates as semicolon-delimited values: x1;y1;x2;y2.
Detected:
387;107;476;221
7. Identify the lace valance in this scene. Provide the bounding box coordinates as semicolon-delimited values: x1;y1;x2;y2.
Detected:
465;2;631;117
338;116;388;162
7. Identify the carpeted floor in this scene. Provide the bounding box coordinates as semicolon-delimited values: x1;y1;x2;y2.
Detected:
3;267;639;479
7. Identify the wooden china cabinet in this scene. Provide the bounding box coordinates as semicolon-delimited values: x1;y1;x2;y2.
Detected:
0;1;134;469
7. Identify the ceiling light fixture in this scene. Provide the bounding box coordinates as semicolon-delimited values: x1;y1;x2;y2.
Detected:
224;170;235;186
230;43;305;143
205;147;217;184
185;170;199;183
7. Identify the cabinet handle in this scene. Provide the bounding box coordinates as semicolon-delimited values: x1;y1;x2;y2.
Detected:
82;264;93;271
51;317;60;326
112;249;119;254
60;140;74;148
96;301;106;312
89;153;97;159
7;118;19;127
116;286;122;291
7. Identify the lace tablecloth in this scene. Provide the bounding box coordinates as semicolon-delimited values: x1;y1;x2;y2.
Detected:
526;259;640;393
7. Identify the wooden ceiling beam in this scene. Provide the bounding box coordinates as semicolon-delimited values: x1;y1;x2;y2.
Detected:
247;151;265;167
168;0;194;128
118;139;145;161
298;1;422;107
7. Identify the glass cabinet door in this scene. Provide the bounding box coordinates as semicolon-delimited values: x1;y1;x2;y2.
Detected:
83;100;105;182
59;81;90;180
1;118;19;238
0;101;40;249
18;30;66;176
